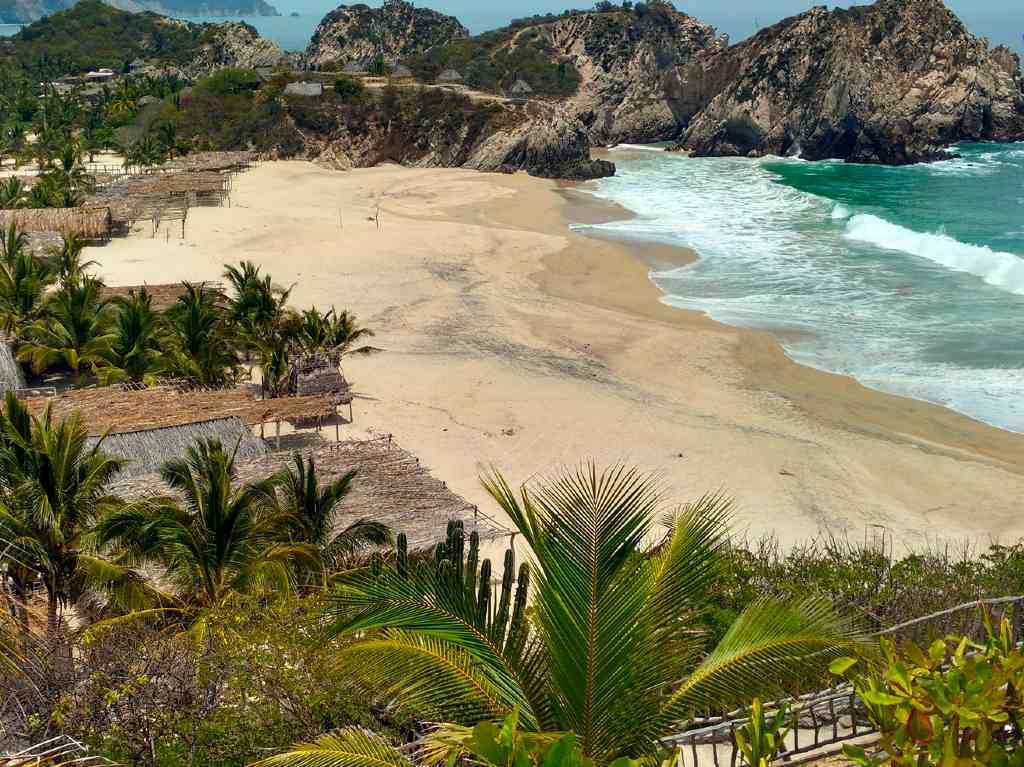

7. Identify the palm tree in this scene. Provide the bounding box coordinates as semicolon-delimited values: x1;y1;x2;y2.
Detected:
100;287;164;385
95;438;315;627
0;393;140;643
295;306;374;356
42;141;93;205
0;245;54;338
162;282;238;387
18;276;116;383
275;454;389;584
48;233;99;290
0;177;27;209
224;261;294;347
0;222;29;266
301;465;867;766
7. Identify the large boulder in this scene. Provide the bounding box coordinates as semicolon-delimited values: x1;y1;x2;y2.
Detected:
679;0;1024;163
306;0;468;69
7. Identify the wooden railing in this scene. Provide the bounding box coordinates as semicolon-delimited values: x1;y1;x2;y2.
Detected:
663;595;1024;766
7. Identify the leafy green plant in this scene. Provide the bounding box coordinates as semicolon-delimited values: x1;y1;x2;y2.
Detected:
733;698;793;767
831;614;1024;767
317;465;866;764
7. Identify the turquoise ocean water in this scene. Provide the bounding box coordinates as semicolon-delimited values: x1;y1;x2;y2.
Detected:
578;143;1024;432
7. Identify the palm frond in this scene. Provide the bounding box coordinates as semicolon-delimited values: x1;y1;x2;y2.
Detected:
250;728;411;767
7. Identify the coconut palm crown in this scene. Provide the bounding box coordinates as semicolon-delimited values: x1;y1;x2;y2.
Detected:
319;464;869;765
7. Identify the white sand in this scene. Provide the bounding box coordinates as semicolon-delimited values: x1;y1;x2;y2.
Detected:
86;160;1024;547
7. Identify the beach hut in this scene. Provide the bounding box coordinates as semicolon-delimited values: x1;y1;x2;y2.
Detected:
509;79;533;100
437;68;463;86
284;81;324;97
0;207;112;241
391;63;414;81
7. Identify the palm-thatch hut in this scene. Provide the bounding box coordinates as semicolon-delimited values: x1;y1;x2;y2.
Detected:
110;437;510;551
437;69;463;86
0;207;112;241
89;416;268;478
391;64;414;80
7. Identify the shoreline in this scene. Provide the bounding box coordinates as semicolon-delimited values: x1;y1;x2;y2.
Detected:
548;186;1024;470
85;161;1024;546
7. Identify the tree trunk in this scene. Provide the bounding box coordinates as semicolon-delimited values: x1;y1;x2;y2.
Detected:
11;580;30;652
46;590;58;640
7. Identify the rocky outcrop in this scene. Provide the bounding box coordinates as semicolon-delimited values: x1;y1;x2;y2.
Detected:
306;0;468;68
291;91;613;181
679;0;1024;163
179;20;287;77
510;7;727;145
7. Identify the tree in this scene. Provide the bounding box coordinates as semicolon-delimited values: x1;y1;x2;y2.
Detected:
100;287;164;385
0;393;140;644
0;239;55;337
122;135;164;170
48;233;99;290
18;276;116;383
0;222;29;266
303;465;867;765
0;177;28;209
275;454;389;585
294;306;374;356
95;438;314;625
162;282;239;387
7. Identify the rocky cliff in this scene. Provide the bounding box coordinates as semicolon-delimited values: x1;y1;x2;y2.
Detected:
306;0;468;68
290;90;613;181
182;20;287;77
679;0;1024;163
495;7;727;145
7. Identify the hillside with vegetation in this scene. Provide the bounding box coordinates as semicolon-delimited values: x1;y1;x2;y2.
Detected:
0;0;279;26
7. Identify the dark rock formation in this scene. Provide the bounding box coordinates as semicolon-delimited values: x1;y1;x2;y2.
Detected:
306;0;468;69
679;0;1024;164
291;91;614;181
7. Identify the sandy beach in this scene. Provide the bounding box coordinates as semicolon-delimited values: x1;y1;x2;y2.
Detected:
86;160;1024;546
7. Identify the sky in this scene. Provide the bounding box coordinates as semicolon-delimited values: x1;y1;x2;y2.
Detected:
281;0;1023;54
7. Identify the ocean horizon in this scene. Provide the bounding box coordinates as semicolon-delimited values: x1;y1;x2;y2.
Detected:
576;142;1024;434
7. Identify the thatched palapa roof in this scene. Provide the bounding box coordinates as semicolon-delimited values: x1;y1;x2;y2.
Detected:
0;207;111;240
90;416;268;478
437;69;463;84
159;152;253;173
25;385;341;436
110;437;509;551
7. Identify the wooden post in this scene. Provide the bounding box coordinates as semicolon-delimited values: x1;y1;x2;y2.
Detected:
335;420;339;442
275;420;281;449
349;401;353;423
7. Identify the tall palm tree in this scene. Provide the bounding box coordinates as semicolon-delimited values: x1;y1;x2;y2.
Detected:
0;245;54;338
0;177;27;209
294;465;867;766
100;287;164;385
18;276;115;383
275;454;389;584
0;222;29;266
96;439;315;626
0;393;141;643
162;282;238;387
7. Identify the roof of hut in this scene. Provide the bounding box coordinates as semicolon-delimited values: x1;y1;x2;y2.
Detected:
159;151;253;173
89;416;268;478
509;79;533;95
437;68;463;83
0;207;111;240
99;283;223;310
283;81;323;97
109;437;510;551
24;385;342;436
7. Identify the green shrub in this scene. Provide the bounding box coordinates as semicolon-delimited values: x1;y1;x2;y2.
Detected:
333;75;365;102
831;615;1024;766
194;67;261;98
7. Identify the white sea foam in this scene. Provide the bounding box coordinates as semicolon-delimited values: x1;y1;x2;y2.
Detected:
831;203;852;220
843;214;1024;295
608;143;668;152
